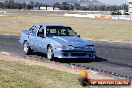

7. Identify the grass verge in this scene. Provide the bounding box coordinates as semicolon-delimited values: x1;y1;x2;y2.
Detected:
0;60;81;88
0;54;121;88
0;15;132;41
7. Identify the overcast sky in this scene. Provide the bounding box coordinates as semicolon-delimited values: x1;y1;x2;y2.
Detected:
98;0;128;5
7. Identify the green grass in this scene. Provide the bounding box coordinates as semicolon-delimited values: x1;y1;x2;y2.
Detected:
0;15;132;41
0;59;121;88
0;60;80;88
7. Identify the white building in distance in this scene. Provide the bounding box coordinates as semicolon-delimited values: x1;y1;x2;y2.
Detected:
128;0;132;15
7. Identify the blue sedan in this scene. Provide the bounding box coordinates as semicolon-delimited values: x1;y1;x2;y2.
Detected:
19;24;96;60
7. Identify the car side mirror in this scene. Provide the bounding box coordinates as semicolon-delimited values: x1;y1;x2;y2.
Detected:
42;36;45;38
38;35;45;38
41;35;46;38
77;35;80;37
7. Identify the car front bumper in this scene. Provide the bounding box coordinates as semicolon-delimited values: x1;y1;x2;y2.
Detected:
53;49;96;59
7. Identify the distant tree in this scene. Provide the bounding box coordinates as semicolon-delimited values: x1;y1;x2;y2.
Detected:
106;6;110;11
88;5;91;11
62;2;68;6
0;2;4;8
93;6;97;10
22;2;26;9
9;2;23;9
54;2;60;9
80;6;89;11
27;4;32;10
3;0;15;9
17;3;22;9
54;2;59;7
39;3;45;7
9;0;15;9
101;5;106;11
35;2;40;7
30;1;34;9
60;2;70;10
74;3;80;10
110;5;118;11
4;0;10;9
30;1;34;6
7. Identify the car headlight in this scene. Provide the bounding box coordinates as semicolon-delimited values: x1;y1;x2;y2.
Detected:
62;45;74;49
62;45;67;49
85;45;94;50
68;45;74;49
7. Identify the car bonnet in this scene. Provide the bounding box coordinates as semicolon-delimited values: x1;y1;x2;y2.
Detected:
50;36;93;47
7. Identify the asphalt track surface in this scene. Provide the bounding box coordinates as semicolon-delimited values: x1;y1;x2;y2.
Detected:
0;35;132;79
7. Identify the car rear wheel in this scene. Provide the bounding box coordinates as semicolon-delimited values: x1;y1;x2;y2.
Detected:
23;41;32;55
47;45;54;60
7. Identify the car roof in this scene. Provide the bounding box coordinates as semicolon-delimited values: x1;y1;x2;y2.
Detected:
33;24;65;27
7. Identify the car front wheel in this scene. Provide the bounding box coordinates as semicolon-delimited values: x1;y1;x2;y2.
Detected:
23;41;32;55
47;46;54;60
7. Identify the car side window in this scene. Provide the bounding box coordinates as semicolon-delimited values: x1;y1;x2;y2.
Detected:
37;28;44;38
61;29;67;36
32;29;37;36
30;26;37;36
46;28;58;36
67;29;77;36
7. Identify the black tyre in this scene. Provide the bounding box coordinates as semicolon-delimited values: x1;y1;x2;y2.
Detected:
79;77;90;87
23;41;33;55
47;45;54;60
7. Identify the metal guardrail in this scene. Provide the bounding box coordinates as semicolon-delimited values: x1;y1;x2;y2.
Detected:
0;11;7;16
0;11;6;14
112;15;132;21
65;13;132;21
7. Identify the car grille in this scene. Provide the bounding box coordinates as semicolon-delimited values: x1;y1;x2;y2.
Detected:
62;50;95;57
62;50;94;53
71;53;87;56
63;52;95;57
74;47;85;49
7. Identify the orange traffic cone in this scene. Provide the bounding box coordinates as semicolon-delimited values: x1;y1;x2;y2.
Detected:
82;67;89;78
79;67;91;86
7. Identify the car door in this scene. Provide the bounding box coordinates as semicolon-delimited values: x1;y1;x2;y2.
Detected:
28;26;37;50
35;26;47;53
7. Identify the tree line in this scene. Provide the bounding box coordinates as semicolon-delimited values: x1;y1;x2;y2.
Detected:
0;0;47;10
0;0;128;11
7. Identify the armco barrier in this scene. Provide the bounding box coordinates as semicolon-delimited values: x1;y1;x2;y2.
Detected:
112;15;132;20
64;13;132;21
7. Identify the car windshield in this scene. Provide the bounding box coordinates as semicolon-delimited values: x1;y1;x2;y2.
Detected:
46;26;77;37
